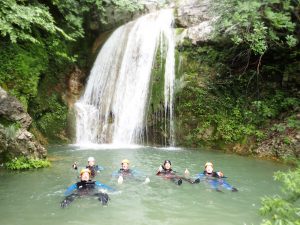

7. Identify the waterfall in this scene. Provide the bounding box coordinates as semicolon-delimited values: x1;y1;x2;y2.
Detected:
75;9;175;146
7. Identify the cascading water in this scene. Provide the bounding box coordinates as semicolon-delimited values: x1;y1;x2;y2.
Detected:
75;9;175;146
163;23;175;146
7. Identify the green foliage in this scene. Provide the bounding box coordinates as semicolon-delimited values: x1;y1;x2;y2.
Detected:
0;0;143;144
52;0;141;39
177;84;260;144
260;164;300;225
271;123;286;133
209;1;300;93
0;0;67;43
149;39;166;113
0;0;141;43
177;82;298;145
213;0;299;55
175;43;299;147
111;0;142;12
51;0;99;39
30;94;68;143
0;121;20;140
0;42;49;108
5;156;51;170
45;35;77;65
271;114;300;134
3;123;21;139
251;91;299;123
287;116;300;129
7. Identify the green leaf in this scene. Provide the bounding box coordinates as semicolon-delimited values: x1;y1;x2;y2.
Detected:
286;35;298;48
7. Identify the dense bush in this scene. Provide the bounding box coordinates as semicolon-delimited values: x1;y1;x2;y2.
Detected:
0;42;48;108
29;94;68;143
213;0;299;55
5;156;51;170
260;163;300;225
0;0;141;43
175;43;299;147
51;0;141;39
175;0;300;150
0;0;65;43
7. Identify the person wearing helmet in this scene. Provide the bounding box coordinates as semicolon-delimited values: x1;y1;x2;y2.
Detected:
156;160;175;176
196;162;238;192
86;156;104;178
60;168;115;208
156;160;200;185
203;162;224;178
120;159;131;174
114;159;150;184
72;156;104;178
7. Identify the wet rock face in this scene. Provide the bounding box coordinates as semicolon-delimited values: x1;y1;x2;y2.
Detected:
0;128;47;161
0;88;46;162
176;0;211;27
175;0;214;44
68;67;85;96
0;128;6;156
0;87;32;129
65;66;86;109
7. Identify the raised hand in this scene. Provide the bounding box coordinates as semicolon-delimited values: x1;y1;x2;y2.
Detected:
72;162;78;170
184;168;190;177
117;175;123;184
144;177;150;184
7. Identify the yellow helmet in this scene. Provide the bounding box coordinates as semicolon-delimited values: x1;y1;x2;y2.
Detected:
121;159;130;164
80;168;91;176
205;162;213;168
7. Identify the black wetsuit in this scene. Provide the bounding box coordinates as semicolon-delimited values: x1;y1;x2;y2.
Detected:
73;164;102;178
156;168;183;185
156;168;175;176
61;180;109;208
86;165;100;178
203;171;222;178
118;168;134;177
157;167;200;185
76;180;97;192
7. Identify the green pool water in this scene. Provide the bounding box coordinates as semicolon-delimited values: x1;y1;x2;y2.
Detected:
0;145;288;225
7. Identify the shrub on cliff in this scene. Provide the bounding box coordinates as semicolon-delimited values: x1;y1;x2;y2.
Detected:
213;0;298;56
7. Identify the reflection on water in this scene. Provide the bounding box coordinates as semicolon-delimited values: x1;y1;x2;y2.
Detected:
0;146;288;225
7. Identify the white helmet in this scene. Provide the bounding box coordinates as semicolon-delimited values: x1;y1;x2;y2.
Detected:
88;157;95;162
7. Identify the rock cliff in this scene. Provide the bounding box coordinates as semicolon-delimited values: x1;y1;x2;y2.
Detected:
0;87;46;162
175;0;215;44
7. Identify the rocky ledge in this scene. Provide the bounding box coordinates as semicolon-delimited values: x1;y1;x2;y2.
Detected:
0;87;46;163
175;0;215;44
